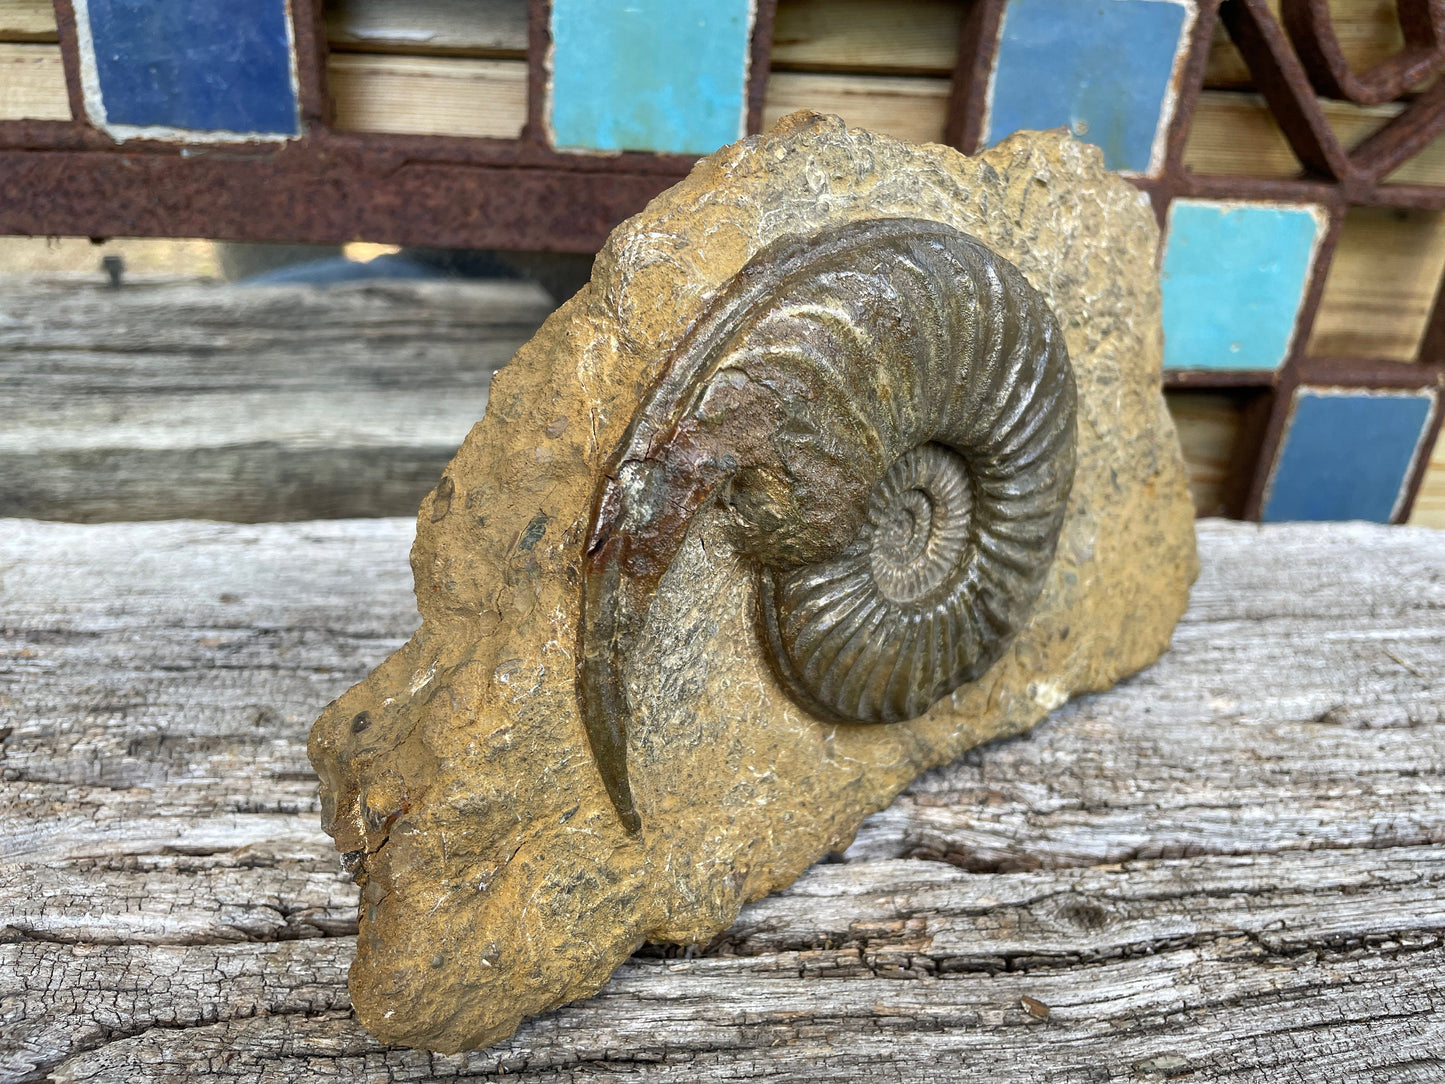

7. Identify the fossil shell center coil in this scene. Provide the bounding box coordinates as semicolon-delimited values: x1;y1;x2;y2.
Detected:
759;441;988;725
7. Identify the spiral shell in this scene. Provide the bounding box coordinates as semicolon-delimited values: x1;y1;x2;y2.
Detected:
580;218;1076;831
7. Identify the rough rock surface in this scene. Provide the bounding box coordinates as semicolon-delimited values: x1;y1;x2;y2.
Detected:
308;112;1198;1051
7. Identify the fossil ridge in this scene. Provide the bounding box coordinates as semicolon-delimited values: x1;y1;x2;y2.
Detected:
308;112;1199;1052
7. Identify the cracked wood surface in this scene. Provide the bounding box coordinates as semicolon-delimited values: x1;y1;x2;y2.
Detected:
0;276;1296;528
0;278;554;523
1;517;1442;1082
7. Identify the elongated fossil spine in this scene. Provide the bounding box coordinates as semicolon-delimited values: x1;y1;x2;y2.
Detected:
580;218;1077;832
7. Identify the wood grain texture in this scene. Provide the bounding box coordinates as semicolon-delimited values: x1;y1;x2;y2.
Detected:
326;53;528;139
1183;89;1445;183
1306;205;1445;362
771;0;962;76
1163;390;1246;516
0;277;554;522
761;70;950;144
325;0;528;58
1;517;1442;1081
0;42;67;121
1410;424;1445;528
1203;0;1412;89
0;0;54;42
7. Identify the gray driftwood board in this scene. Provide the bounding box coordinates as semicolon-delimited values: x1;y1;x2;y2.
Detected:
1;518;1442;1083
0;278;554;523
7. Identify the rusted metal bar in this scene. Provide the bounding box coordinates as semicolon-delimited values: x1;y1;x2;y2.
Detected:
1281;0;1445;105
1279;200;1346;380
1145;0;1223;223
1239;365;1301;520
0;147;685;252
944;0;1006;155
50;1;85;125
746;0;780;135
525;0;550;144
1219;0;1352;180
1349;76;1445;183
292;0;331;128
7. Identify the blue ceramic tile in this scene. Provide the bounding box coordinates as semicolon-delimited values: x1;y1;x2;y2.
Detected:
1263;388;1436;523
1162;200;1324;372
549;0;753;155
80;0;298;137
985;0;1192;174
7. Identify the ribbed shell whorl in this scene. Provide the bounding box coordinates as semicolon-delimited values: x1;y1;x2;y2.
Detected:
581;217;1077;831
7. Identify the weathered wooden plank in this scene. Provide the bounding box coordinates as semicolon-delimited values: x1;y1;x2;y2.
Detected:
771;0;962;76
1306;205;1445;364
325;0;528;58
8;850;1445;1081
0;279;553;522
848;521;1445;869
327;53;528;139
1183;89;1445;184
1162;390;1245;517
6;519;1439;878
1412;426;1445;528
1;518;1443;1081
0;518;417;869
0;42;67;121
761;70;950;144
0;0;54;42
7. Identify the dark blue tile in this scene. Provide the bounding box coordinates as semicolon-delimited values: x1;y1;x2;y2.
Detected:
82;0;298;137
1263;388;1436;523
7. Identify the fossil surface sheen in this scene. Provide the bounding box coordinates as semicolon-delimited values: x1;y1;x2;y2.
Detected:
582;217;1077;830
308;112;1199;1052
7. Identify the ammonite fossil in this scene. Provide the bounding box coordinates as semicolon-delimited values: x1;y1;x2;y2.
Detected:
581;217;1077;832
307;119;1199;1053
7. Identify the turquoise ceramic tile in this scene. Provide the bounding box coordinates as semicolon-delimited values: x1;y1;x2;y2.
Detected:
985;0;1193;175
1162;200;1325;372
76;0;299;140
1263;388;1436;523
549;0;754;155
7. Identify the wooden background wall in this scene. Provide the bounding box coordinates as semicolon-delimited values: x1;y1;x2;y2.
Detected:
1;0;1442;527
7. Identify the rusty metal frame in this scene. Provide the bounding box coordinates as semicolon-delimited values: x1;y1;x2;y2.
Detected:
1206;0;1445;521
1;0;1443;520
0;0;779;253
944;0;1445;521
